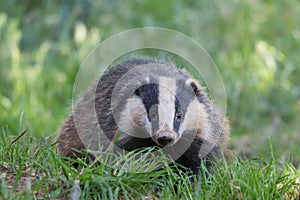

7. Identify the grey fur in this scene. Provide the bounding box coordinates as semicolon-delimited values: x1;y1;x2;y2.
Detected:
57;57;229;176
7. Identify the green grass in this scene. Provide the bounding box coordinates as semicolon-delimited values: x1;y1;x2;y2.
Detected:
0;130;299;199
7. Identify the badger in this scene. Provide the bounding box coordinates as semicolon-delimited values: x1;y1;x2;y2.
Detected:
57;57;229;176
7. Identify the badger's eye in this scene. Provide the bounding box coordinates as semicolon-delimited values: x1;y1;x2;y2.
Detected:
175;112;182;121
149;112;157;121
148;104;159;121
134;88;141;96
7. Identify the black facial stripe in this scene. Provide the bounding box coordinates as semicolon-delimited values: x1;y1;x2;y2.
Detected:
174;78;195;132
137;82;160;134
149;105;159;135
173;96;181;132
138;83;159;118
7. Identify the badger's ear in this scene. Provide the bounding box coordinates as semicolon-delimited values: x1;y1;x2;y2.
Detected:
186;79;204;96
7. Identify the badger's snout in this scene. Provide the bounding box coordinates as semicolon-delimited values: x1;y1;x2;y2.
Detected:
154;131;177;146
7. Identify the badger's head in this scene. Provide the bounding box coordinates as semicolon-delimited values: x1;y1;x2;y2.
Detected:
117;69;210;148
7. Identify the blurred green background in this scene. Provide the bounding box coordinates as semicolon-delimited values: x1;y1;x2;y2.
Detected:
0;0;299;164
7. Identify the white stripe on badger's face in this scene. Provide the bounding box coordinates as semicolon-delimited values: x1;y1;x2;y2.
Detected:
157;77;177;132
118;95;152;139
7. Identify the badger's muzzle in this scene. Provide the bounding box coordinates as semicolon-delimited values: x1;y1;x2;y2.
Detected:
153;131;177;146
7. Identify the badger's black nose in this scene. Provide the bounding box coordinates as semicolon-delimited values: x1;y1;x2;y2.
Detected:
157;132;175;146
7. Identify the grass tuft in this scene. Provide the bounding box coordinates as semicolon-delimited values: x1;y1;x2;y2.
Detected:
0;130;299;199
